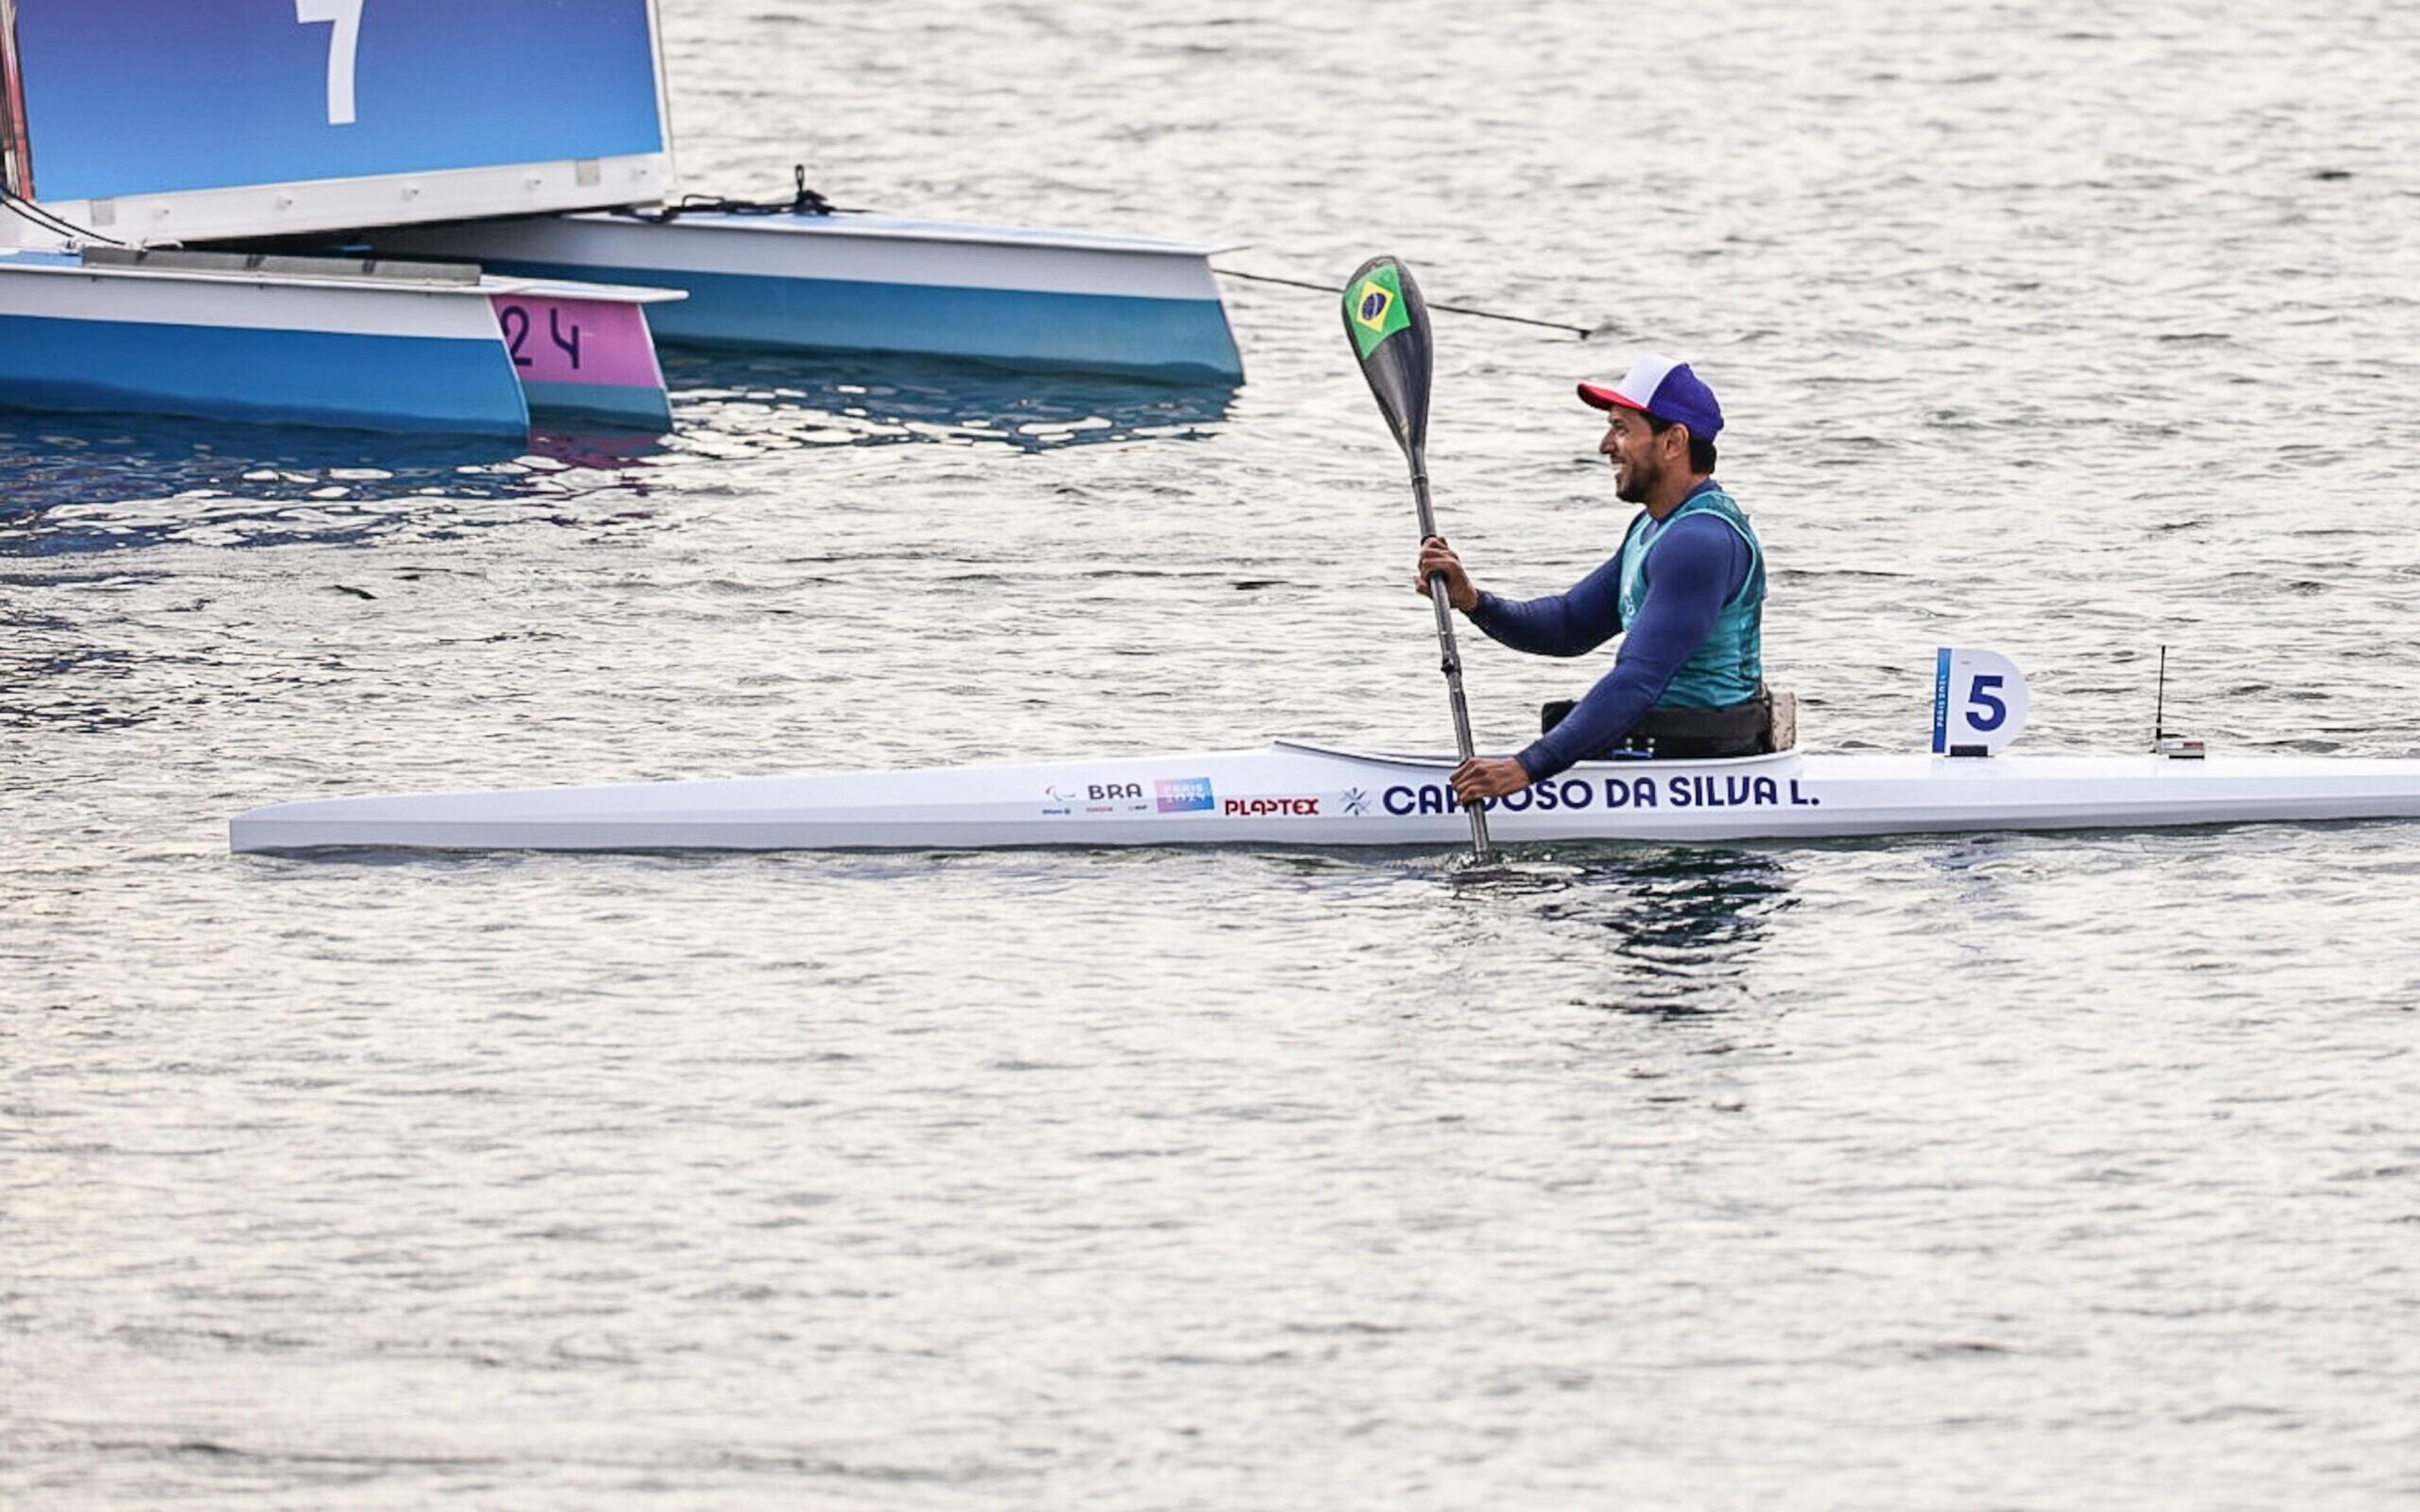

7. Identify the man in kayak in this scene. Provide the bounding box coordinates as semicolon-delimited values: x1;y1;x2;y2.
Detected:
1414;354;1770;804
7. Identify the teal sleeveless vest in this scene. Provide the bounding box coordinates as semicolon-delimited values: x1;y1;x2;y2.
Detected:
1616;484;1765;709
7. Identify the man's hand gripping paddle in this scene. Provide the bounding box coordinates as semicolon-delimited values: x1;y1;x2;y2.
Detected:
1344;255;1498;865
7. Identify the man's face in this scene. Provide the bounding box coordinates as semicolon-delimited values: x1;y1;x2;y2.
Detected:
1597;408;1674;504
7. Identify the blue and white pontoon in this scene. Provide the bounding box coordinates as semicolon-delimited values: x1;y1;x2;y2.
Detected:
0;246;681;435
0;0;1242;437
369;212;1244;384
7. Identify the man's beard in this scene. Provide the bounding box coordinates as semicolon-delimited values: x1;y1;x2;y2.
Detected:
1613;454;1656;504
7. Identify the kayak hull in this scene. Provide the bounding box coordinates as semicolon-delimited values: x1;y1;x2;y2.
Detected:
228;741;2420;854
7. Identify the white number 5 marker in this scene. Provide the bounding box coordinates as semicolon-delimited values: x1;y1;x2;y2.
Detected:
294;0;364;126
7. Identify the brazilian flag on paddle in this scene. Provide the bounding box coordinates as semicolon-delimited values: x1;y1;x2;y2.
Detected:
1342;255;1435;467
1347;262;1414;358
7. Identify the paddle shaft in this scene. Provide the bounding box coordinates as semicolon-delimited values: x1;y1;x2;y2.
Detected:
1409;455;1496;861
1342;254;1496;863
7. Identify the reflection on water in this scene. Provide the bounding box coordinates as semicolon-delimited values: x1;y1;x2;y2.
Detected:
1530;847;1794;1016
0;355;1234;553
660;348;1236;455
0;637;163;735
0;415;665;555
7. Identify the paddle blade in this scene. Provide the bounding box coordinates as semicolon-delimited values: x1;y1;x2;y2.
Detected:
1343;255;1434;462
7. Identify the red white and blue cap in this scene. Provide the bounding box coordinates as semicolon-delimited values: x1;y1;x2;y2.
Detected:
1578;355;1723;440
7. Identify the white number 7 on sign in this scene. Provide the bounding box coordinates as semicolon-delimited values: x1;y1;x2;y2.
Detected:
294;0;364;126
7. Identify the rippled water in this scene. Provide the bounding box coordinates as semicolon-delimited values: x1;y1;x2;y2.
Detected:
8;1;2420;1505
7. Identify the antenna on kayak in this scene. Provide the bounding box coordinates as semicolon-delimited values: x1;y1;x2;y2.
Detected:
1342;253;1497;865
2153;644;2167;743
2152;644;2206;759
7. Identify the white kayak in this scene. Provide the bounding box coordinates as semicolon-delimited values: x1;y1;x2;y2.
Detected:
228;738;2420;854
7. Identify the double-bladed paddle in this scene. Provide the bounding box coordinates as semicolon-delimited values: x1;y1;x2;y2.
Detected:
1343;255;1497;864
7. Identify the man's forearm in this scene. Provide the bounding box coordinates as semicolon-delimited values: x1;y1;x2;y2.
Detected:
1466;555;1625;658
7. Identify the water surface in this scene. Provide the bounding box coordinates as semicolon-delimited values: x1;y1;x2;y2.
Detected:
6;1;2420;1506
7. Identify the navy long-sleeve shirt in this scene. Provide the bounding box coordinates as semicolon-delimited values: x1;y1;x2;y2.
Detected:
1467;501;1753;781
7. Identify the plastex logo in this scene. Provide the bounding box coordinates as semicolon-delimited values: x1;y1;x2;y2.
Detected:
1223;796;1319;818
1155;777;1215;813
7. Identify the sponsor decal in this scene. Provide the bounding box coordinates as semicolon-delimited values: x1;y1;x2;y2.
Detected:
1155;777;1216;814
1223;796;1320;818
1341;788;1372;816
1046;779;1157;816
1084;781;1152;815
1377;774;1821;816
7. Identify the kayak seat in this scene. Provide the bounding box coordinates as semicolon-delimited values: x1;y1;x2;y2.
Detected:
1542;685;1798;760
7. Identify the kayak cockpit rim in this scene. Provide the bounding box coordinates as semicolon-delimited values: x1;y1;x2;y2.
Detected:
1268;738;1804;769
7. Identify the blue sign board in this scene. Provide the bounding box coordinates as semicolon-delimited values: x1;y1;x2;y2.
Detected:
13;0;664;203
